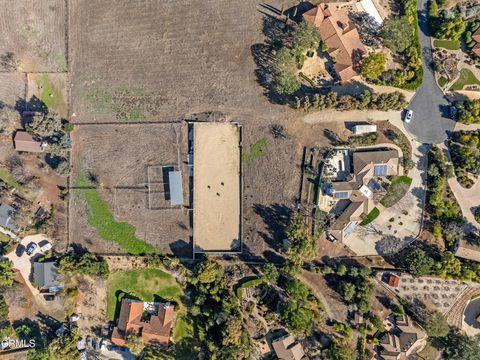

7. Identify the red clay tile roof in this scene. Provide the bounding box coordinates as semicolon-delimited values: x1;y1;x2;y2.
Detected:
111;299;176;348
303;3;366;82
473;28;480;43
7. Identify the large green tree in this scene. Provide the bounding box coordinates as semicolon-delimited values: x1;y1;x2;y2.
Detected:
444;331;480;360
361;53;386;80
0;260;15;288
403;249;434;277
415;307;449;338
272;48;301;95
379;16;413;53
436;14;466;41
293;21;321;51
280;299;313;334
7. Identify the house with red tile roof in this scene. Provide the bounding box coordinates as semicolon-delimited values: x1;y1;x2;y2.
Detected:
111;299;176;348
303;3;366;82
472;28;480;58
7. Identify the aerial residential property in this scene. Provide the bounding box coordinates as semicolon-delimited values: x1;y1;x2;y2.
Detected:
1;0;480;359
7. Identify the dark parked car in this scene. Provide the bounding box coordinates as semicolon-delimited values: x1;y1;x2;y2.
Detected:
26;242;37;256
15;244;25;257
43;294;55;301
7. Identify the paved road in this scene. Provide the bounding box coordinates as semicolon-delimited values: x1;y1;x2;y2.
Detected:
405;0;456;144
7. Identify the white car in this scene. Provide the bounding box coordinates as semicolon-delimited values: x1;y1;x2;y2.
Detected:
404;109;413;123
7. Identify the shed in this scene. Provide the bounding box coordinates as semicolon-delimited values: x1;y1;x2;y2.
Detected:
168;171;183;206
33;262;62;290
352;124;377;135
14;131;44;153
387;274;400;288
0;203;18;232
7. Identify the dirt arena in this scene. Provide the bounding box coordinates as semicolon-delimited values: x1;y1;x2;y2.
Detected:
193;122;241;253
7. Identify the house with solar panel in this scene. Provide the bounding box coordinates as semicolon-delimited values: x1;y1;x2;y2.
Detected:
321;148;400;242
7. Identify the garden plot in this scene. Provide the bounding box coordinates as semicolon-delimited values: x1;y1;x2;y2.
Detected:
0;0;66;72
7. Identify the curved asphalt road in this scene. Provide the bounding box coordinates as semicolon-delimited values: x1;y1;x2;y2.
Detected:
404;0;456;144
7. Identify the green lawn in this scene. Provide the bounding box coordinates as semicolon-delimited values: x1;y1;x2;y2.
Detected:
438;76;448;88
433;39;460;50
106;269;193;358
360;207;380;225
106;268;184;320
75;174;157;255
380;176;413;208
35;74;65;113
450;69;480;91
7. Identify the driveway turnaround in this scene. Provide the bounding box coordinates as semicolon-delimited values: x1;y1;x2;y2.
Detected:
404;0;456;144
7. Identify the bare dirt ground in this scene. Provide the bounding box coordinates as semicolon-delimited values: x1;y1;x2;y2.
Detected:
0;0;66;72
193;123;241;252
0;73;25;107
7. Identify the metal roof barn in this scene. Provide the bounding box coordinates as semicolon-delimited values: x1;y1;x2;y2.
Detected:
168;171;183;206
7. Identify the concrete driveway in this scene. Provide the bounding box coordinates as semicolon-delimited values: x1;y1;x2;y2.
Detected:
6;234;50;297
404;0;456;144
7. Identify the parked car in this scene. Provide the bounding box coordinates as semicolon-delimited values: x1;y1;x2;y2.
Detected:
26;242;37;256
404;109;413;123
450;105;457;120
39;240;52;252
43;294;55;301
15;244;25;257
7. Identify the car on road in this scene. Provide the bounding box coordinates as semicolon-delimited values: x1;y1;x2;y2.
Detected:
404;109;413;123
15;244;25;257
26;242;37;256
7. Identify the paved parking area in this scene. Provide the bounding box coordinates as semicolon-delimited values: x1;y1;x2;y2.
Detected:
6;234;52;298
377;271;471;315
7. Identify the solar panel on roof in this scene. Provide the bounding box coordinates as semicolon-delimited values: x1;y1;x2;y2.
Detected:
374;164;388;176
334;191;348;199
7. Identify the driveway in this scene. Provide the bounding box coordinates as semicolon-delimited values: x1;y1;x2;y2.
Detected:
6;234;50;297
404;0;455;144
343;141;428;256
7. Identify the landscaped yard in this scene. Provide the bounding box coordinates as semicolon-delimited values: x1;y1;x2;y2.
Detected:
36;74;65;112
433;39;460;50
438;76;448;88
106;268;193;358
450;69;480;91
75;174;157;255
380;176;413;208
360;207;380;225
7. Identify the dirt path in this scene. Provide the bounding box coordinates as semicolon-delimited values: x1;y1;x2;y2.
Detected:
297;272;335;320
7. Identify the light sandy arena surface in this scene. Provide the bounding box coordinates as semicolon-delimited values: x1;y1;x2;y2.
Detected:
194;122;241;252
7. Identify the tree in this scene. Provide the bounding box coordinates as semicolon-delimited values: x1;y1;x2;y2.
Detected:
0;260;15;288
293;21;321;51
336;264;347;276
457;99;480;124
26;113;63;137
361;53;386;80
444;331;480;360
194;258;224;283
54;159;71;177
280;299;313;334
403;249;434;277
326;342;355;360
415;307;449;338
272;48;301;95
262;263;279;284
49;328;82;359
436;14;466;41
285;213;317;260
285;278;309;302
126;334;144;356
0;106;20;136
59;250;109;278
0;295;12;340
379;16;413;53
141;346;174;360
429;0;438;18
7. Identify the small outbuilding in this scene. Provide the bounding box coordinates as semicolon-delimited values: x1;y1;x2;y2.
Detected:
168;170;184;206
454;239;480;262
352;124;377;135
14;131;44;153
271;333;305;360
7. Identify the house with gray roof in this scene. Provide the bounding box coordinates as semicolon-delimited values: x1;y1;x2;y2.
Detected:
33;262;62;291
0;203;18;232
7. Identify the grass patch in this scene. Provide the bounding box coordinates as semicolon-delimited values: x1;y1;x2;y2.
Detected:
438;76;448;88
433;39;461;50
360;207;380;225
75;174;157;255
172;313;196;360
380;176;413;208
450;69;480;91
35;74;65;112
243;138;267;165
106;268;184;320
